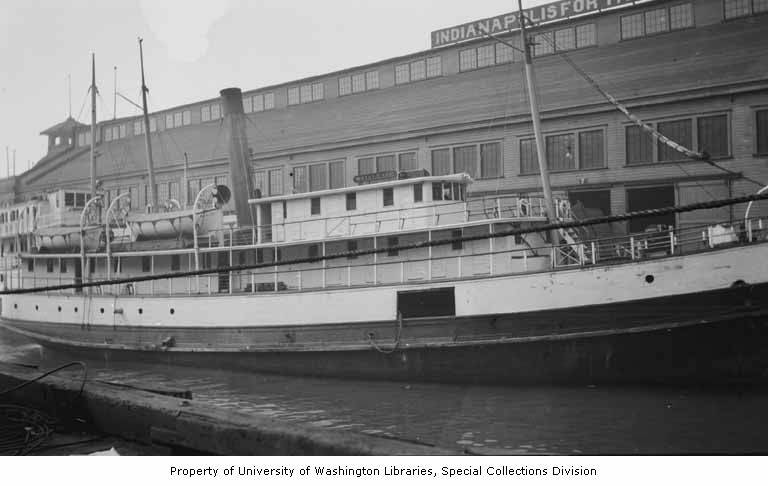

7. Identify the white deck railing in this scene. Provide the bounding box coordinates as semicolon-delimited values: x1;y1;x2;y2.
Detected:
9;216;767;298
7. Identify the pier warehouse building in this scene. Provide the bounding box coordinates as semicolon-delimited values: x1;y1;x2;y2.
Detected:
2;0;768;278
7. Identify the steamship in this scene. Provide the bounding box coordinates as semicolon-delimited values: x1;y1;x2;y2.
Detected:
2;1;768;384
1;87;767;384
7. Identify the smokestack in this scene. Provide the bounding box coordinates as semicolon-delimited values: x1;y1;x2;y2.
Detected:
220;87;255;228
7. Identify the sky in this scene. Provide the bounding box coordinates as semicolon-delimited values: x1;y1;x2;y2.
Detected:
0;0;551;176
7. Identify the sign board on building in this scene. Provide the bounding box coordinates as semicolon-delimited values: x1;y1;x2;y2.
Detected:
431;0;642;48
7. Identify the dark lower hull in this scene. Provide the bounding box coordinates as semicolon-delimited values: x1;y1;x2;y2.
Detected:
4;282;768;385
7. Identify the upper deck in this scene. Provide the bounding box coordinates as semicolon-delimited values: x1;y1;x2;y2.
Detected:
247;173;570;245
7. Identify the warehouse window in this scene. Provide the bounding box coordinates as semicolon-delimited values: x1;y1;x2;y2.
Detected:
477;44;495;68
395;64;410;84
396;56;441;83
532;33;554;56
644;8;669;35
376;155;396;173
358;157;375;176
287;87;300;105
293;160;345;192
724;0;751;17
621;3;694;39
431;142;502;179
357;151;416;176
621;13;645;39
658;120;693;162
244;92;275;113
626;114;730;164
626;126;655;165
575;24;597;47
309;163;327;192
697;115;729;157
521;129;605;174
459;48;478;71
554;28;576;50
426;56;442;78
398;152;418;171
339;71;379;96
546;134;576;171
670;3;695;29
289;82;323;104
757;110;768;155
579;130;605;169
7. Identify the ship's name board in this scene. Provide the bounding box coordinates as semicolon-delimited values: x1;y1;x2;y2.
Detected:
431;0;638;48
353;171;398;184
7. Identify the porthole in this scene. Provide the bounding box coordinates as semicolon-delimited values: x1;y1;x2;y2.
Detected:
13;303;18;309
645;275;655;284
138;308;143;315
58;306;62;312
35;305;39;311
170;308;175;315
100;308;105;314
74;307;78;313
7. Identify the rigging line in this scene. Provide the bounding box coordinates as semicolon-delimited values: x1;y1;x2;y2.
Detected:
210;117;225;161
5;191;768;295
116;92;143;112
95;91;113;122
75;86;91;123
531;23;767;188
532;24;708;162
673;162;718;201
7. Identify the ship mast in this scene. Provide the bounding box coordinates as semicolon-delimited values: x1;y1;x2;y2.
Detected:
517;0;560;251
138;38;157;211
518;0;558;232
90;53;97;200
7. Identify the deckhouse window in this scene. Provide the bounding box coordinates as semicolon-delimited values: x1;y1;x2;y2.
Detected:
60;258;67;273
27;259;33;272
383;188;394;207
46;259;54;273
413;183;423;203
310;197;321;215
171;254;181;271
142;256;151;273
346;192;357;211
432;182;465;202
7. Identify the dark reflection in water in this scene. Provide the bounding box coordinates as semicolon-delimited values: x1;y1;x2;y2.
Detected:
2;327;767;454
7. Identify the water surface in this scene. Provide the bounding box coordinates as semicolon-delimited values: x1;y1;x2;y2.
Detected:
2;327;766;454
